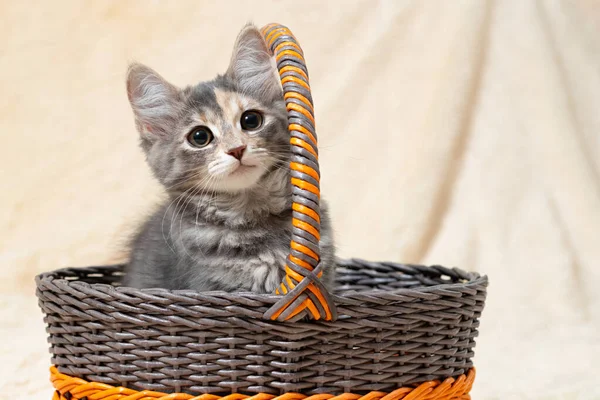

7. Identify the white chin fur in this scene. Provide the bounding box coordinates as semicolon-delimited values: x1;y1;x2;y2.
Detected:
208;159;267;192
216;166;264;191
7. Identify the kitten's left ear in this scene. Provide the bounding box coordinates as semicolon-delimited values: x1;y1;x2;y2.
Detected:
226;23;282;100
126;63;181;139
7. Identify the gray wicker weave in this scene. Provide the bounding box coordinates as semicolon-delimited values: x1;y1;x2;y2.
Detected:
36;259;487;395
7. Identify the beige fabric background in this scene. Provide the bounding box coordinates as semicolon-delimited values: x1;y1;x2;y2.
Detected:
1;1;599;399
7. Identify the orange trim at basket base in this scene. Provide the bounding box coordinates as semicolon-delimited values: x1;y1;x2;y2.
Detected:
50;366;475;400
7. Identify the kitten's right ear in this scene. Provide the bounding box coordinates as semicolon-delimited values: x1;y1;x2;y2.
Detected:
226;23;282;100
126;63;181;138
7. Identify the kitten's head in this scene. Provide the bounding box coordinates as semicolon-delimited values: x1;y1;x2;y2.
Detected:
126;24;288;194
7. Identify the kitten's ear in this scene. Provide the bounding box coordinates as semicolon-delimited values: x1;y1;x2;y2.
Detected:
126;63;181;138
226;23;282;100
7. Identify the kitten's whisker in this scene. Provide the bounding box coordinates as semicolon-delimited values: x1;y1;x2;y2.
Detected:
171;173;215;243
178;179;211;261
162;184;198;253
163;169;207;192
174;170;222;262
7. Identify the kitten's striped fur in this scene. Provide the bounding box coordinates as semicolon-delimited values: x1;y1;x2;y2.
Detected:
123;24;335;292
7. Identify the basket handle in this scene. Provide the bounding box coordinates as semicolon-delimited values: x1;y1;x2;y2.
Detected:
261;24;337;322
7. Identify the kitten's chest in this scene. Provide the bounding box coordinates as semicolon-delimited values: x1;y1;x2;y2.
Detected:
178;214;292;259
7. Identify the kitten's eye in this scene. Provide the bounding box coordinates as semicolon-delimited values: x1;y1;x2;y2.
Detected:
240;110;263;131
187;127;213;148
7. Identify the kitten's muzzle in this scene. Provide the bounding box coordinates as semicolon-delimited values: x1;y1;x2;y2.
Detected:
227;145;247;160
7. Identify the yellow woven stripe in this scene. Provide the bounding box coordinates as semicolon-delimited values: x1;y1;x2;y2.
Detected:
260;23;279;35
274;41;303;56
265;27;285;44
289;124;317;146
280;66;309;82
284;92;314;115
289;123;318;146
287;103;315;124
281;75;310;90
50;366;475;400
265;28;293;47
276;49;305;63
290;137;318;158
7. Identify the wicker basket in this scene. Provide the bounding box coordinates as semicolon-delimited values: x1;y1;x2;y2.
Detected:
36;24;488;400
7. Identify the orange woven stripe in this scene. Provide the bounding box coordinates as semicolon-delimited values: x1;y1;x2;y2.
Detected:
286;265;309;282
292;202;320;223
291;241;319;261
267;295;295;320
50;366;475;400
290;137;318;158
287;103;315;124
291;162;320;182
284;298;319;320
286;274;296;289
357;393;387;400
287;259;323;279
292;218;320;240
281;75;310;90
289;123;318;146
307;283;332;320
289;256;314;271
305;298;321;319
280;65;309;82
283;300;306;320
291;177;320;197
290;298;320;321
396;381;435;400
279;282;288;294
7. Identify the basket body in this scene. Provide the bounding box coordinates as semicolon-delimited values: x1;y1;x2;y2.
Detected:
36;259;487;396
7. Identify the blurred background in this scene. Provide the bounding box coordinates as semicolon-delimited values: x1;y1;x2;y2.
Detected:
1;1;599;399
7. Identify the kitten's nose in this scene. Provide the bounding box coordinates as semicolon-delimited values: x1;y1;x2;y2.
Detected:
226;145;247;160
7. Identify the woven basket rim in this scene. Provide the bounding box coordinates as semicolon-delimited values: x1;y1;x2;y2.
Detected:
35;259;488;309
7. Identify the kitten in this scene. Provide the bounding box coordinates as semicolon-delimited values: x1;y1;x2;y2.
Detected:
123;24;335;293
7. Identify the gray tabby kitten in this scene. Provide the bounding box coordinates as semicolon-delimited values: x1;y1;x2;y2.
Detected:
123;24;335;293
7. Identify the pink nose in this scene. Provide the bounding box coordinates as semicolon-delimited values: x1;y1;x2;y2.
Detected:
227;145;246;160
